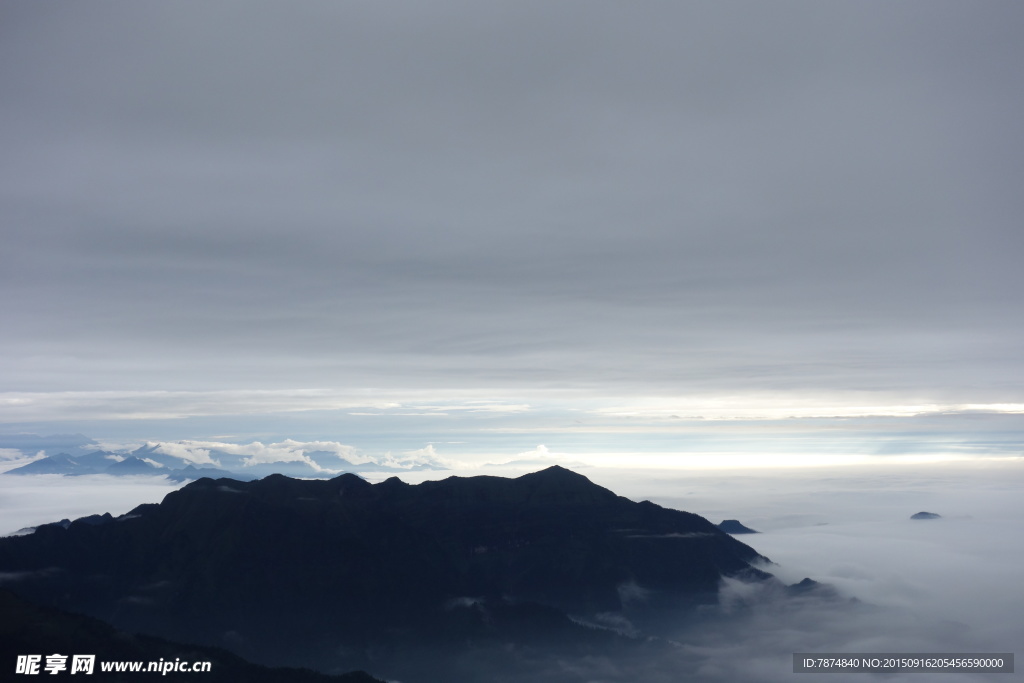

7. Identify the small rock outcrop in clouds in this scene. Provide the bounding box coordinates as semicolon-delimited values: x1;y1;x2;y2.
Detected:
785;577;841;600
910;511;941;520
717;519;759;534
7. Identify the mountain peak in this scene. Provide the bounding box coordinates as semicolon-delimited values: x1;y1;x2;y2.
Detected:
527;464;581;476
514;465;617;503
331;472;370;486
517;465;597;487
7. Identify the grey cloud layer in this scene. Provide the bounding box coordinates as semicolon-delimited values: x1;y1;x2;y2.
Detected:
2;2;1022;406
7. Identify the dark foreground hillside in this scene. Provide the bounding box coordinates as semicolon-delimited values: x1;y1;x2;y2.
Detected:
0;590;382;682
0;466;771;681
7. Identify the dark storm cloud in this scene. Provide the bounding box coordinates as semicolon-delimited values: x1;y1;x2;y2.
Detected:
2;2;1022;409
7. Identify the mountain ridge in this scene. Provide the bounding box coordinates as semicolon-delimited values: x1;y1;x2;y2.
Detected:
0;466;771;681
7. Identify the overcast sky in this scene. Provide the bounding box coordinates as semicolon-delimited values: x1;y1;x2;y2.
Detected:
2;2;1023;462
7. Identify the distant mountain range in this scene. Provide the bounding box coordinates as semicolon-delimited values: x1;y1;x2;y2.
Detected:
0;466;782;682
4;450;241;481
4;443;447;481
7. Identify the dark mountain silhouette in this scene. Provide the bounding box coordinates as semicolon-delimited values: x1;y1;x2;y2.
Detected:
8;514;114;537
717;519;758;534
910;511;941;520
0;589;382;682
0;466;770;681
